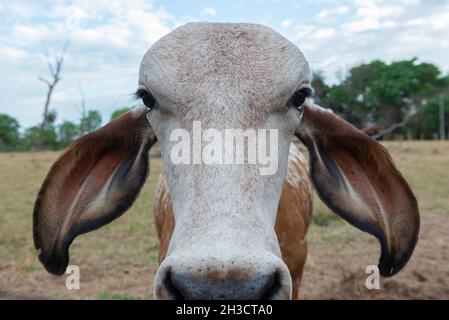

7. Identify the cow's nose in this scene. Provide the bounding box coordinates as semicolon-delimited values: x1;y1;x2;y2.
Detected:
167;270;280;300
154;255;292;300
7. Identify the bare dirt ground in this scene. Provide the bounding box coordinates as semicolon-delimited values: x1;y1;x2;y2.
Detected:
0;141;448;299
301;211;449;299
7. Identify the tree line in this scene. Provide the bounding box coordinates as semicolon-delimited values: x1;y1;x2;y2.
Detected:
0;107;130;151
312;58;449;140
1;58;448;152
0;40;135;152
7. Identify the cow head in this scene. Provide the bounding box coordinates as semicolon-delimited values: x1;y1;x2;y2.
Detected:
33;23;419;300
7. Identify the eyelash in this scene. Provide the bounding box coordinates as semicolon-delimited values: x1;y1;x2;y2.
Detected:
134;88;156;110
290;87;312;111
133;87;312;112
133;88;148;100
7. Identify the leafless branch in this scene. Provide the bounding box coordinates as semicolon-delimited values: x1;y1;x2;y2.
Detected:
38;76;52;87
38;40;69;130
372;112;417;140
78;84;87;135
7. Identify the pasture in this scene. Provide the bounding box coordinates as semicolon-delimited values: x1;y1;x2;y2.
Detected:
0;140;448;299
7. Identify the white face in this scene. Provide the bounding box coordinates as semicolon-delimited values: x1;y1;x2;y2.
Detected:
139;22;312;299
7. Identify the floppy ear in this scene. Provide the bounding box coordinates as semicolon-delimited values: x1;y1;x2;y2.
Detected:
33;107;157;275
296;102;419;277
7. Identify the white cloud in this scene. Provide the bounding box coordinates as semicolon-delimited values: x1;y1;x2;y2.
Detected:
317;6;350;19
0;46;29;61
12;24;50;42
310;28;336;40
343;17;380;32
343;0;404;33
281;19;293;28
0;0;177;127
429;10;449;30
287;0;449;84
202;7;217;17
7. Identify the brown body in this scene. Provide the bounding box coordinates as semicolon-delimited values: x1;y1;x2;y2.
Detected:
154;144;313;299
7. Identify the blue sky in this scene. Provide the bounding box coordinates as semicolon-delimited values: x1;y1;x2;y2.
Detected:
1;0;449;128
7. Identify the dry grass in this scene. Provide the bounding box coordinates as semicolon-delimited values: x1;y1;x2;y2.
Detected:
0;151;162;299
0;140;448;299
310;140;449;225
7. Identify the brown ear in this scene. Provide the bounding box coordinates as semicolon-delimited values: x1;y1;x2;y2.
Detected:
33;108;157;275
296;102;419;277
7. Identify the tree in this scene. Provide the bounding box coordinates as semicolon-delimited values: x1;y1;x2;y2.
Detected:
39;41;69;131
0;114;20;149
322;59;447;138
110;107;132;120
77;84;88;135
23;109;59;150
416;96;449;139
80;110;101;134
311;71;329;105
58;120;79;147
23;126;58;150
364;60;441;127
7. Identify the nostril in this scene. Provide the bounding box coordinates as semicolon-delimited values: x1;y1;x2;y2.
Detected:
159;267;287;300
164;270;185;300
260;270;282;300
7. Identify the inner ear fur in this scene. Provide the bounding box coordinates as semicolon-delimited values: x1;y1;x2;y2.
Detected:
33;109;157;275
296;102;420;277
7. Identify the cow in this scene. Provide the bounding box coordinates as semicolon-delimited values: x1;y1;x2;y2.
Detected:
33;22;420;300
153;143;312;299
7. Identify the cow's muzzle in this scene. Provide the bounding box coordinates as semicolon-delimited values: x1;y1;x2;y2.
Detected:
154;253;292;299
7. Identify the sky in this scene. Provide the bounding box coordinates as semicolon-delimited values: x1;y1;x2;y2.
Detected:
1;0;449;128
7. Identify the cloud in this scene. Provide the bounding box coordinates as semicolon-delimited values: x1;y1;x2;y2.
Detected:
0;0;177;128
343;17;380;32
310;28;335;40
317;6;350;20
202;7;217;17
343;0;404;33
284;0;449;84
281;19;293;28
0;46;30;61
12;24;50;42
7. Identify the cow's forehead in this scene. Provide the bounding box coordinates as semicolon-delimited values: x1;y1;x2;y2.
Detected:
139;22;311;106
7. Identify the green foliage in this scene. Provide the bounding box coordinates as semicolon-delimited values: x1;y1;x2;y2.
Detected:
80;110;102;134
110;107;132;120
416;96;449;139
0;114;20;150
23;125;59;150
58;120;79;147
320;59;448;137
46;109;57;125
311;71;329;105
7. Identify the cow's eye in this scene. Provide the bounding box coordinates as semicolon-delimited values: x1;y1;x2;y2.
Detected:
290;88;312;112
135;88;156;110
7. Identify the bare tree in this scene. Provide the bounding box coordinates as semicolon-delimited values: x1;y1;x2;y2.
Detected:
77;84;87;135
39;40;69;131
